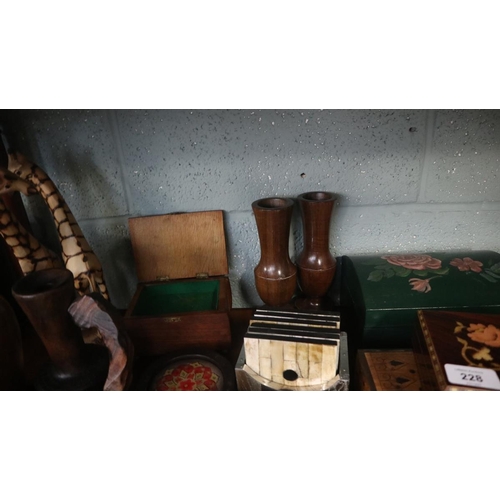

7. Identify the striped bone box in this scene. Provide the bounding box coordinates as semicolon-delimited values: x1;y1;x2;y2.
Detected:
235;308;349;391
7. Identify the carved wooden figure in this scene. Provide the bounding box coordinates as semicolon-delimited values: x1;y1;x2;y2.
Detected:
6;152;108;298
0;169;63;274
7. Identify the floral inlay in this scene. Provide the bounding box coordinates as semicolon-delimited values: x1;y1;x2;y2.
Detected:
450;257;483;273
466;323;500;348
472;347;494;362
453;321;500;370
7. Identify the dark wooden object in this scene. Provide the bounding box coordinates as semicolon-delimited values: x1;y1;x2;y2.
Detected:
124;210;232;356
296;191;336;310
0;295;24;390
11;268;109;390
252;197;297;306
414;309;500;391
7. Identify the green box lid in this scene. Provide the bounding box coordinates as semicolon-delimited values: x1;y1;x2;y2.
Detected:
342;251;500;347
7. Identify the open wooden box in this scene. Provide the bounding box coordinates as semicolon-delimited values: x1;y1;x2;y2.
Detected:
124;210;232;356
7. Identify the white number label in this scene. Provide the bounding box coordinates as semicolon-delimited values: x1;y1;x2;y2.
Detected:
444;364;500;390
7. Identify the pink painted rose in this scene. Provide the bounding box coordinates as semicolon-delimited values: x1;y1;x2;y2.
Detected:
450;257;483;273
382;254;442;270
467;323;500;348
408;276;441;293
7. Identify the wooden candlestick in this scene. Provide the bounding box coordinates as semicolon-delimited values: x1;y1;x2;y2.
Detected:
296;191;337;310
12;268;109;390
252;197;297;307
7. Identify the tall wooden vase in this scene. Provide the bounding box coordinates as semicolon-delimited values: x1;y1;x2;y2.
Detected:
252;197;297;307
296;191;337;310
12;268;109;390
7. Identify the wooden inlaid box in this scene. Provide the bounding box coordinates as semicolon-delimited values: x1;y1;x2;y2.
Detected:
414;309;500;391
341;251;500;352
124;210;232;356
355;349;421;391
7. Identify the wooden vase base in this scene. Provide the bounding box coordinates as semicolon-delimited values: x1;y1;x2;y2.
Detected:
294;295;334;312
34;344;109;391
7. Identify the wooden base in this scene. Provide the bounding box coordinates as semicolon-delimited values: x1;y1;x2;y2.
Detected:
294;294;334;312
35;344;109;391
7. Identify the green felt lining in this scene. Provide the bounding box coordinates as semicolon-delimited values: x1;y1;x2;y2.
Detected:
132;280;220;316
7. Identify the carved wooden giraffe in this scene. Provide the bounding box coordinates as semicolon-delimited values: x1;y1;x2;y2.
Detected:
0;169;64;274
6;152;109;299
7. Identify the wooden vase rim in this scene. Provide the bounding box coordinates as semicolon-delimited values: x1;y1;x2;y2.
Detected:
12;268;73;298
252;197;294;210
298;191;336;203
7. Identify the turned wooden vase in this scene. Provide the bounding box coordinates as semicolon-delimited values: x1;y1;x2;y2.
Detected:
12;268;109;391
252;197;297;307
296;191;337;310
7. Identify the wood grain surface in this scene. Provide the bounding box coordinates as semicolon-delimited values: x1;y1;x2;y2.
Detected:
128;210;228;282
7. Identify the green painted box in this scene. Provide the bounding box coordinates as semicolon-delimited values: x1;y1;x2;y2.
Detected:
341;251;500;351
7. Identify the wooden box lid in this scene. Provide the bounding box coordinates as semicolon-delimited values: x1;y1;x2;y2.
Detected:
343;251;500;321
128;210;229;282
345;251;500;309
342;251;500;348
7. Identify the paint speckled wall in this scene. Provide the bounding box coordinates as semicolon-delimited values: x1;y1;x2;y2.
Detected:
2;109;500;310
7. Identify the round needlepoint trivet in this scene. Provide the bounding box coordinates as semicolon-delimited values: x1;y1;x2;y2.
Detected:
137;350;236;391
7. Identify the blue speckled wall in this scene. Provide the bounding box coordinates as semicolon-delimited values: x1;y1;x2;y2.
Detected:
2;109;500;309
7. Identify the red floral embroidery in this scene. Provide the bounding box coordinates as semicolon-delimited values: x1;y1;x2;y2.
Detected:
154;362;220;391
179;379;196;390
204;379;217;390
450;257;483;273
